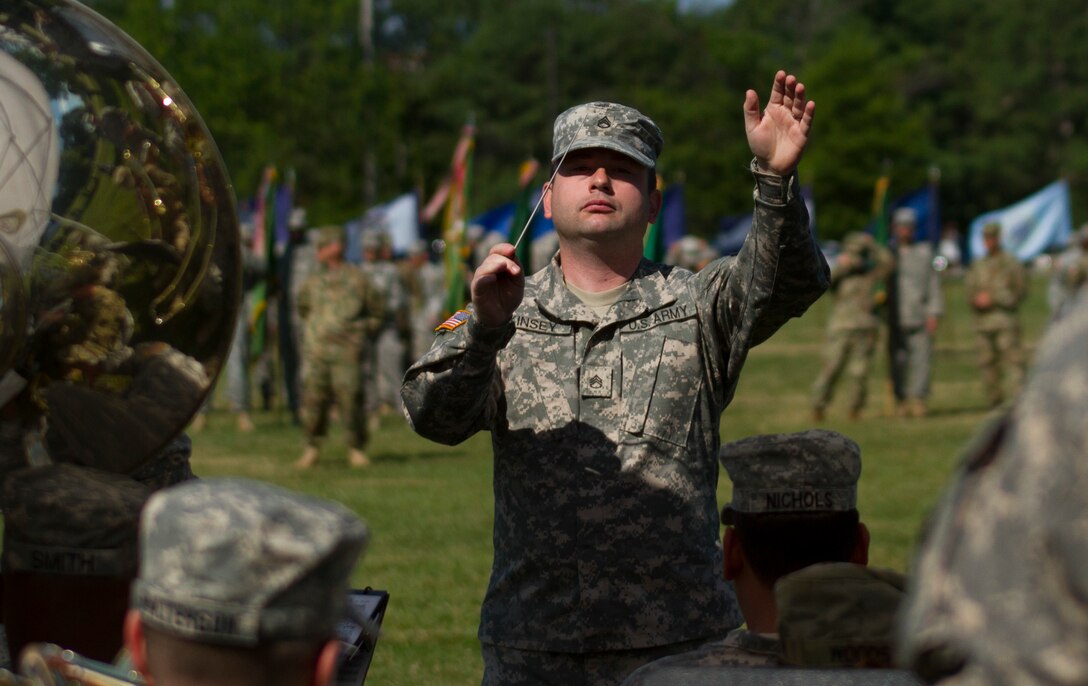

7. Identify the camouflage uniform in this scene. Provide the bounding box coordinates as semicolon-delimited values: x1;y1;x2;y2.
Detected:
776;563;906;668
620;629;779;684
890;240;943;405
402;101;828;674
297;229;384;451
359;232;410;415
811;234;894;418
400;243;447;362
1050;225;1088;320
898;290;1088;686
132;478;368;645
964;229;1027;407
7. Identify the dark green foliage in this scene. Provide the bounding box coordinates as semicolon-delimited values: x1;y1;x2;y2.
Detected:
83;0;1088;238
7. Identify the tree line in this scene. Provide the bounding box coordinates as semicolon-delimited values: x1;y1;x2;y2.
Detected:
86;0;1088;243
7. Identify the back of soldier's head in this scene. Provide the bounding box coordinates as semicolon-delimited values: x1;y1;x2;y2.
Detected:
1;463;150;662
720;429;863;586
130;478;368;686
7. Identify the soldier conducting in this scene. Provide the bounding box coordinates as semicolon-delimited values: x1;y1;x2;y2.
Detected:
402;70;828;686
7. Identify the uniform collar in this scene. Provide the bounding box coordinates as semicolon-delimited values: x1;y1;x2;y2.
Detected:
532;253;679;325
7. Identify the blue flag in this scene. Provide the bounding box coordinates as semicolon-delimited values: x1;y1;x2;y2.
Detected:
968;180;1072;262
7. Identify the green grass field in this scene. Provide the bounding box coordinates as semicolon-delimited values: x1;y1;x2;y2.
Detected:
189;273;1054;686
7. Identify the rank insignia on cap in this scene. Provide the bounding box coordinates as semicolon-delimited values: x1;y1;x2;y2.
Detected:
436;309;471;333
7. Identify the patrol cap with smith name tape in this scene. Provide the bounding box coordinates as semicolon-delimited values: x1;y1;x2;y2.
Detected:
131;478;368;646
552;102;664;169
776;562;907;668
1;463;151;577
720;429;861;524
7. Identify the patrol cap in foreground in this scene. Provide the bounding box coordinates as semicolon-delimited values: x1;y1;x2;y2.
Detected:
982;221;1002;239
2;463;150;576
131;478;368;646
776;562;906;668
720;429;861;523
315;224;344;248
552;102;664;169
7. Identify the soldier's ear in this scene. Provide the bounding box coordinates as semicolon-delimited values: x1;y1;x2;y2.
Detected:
313;639;342;686
722;527;744;581
851;522;871;566
123;610;149;676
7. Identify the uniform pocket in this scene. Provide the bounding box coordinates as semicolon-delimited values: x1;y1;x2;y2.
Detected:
622;318;701;447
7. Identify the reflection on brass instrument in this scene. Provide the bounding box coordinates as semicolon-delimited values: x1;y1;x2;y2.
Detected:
0;0;242;475
2;643;142;686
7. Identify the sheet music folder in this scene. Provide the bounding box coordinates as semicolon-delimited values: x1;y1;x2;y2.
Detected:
335;588;389;686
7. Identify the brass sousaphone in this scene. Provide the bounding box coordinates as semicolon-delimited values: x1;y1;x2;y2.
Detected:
0;0;241;475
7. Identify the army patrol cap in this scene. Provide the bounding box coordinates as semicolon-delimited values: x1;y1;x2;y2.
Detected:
842;232;874;254
552;102;664;169
361;230;390;251
720;429;861;524
315;225;344;248
1;464;151;577
892;207;917;225
131;478;368;646
982;222;1002;239
776;562;907;668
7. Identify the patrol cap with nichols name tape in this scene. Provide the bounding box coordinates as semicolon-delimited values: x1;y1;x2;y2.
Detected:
720;429;861;524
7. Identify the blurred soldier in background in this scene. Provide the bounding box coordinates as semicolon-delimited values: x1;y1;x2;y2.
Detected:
888;208;943;418
359;231;410;419
965;222;1027;408
124;478;368;686
400;240;446;363
665;235;718;272
295;226;383;469
622;430;902;684
1048;222;1088;321
899;275;1088;685
811;232;894;421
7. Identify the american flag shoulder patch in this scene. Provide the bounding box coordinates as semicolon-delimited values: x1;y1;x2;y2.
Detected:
435;309;471;333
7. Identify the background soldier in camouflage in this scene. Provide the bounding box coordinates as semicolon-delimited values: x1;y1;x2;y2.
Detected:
811;232;894;421
402;71;828;686
888;207;944;418
295;225;384;469
124;478;368;686
1050;222;1088;321
964;222;1027;408
400;240;446;362
360;230;411;419
898;278;1088;686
